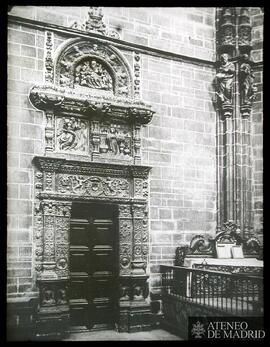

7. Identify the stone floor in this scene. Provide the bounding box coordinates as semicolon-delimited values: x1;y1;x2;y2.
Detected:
62;327;183;341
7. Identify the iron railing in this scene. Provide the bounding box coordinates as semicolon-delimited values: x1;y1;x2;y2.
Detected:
160;265;263;316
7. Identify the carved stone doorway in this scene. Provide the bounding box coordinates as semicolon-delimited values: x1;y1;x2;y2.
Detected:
69;202;119;330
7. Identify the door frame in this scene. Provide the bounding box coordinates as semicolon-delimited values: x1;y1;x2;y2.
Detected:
34;157;152;336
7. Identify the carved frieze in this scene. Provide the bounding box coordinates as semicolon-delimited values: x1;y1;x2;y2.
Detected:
56;116;88;153
56;173;130;198
215;53;235;117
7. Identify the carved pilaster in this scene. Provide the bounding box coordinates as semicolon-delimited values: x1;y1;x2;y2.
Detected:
133;52;141;99
133;123;141;165
131;204;147;275
34;202;44;280
44;31;54;83
36;201;71;339
45;111;55;154
118;204;133;276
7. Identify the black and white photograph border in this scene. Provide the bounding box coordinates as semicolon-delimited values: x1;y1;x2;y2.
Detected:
6;5;264;341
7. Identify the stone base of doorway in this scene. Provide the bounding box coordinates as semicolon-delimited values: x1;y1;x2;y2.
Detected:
62;327;183;341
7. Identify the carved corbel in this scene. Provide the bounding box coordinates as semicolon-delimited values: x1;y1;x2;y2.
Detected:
239;54;257;118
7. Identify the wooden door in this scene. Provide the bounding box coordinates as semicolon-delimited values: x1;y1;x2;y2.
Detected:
69;204;118;329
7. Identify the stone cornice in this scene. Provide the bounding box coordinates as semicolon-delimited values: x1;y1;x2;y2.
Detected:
33;156;151;178
29;84;154;125
37;192;146;205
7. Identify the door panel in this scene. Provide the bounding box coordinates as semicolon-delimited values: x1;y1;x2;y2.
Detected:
69;204;118;329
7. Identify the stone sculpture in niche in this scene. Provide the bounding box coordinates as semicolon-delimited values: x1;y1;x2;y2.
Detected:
239;54;257;107
216;53;235;116
74;59;113;91
56;117;88;152
216;53;235;102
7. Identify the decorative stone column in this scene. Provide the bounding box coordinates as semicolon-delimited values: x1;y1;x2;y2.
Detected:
36;200;72;339
216;7;257;238
117;202;151;332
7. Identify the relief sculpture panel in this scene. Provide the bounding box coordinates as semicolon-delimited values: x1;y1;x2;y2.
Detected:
56;173;130;198
74;59;113;91
94;122;132;160
56;116;88;153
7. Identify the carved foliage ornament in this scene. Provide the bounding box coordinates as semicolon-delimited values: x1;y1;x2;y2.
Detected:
175;220;261;259
57;173;130;198
71;7;120;39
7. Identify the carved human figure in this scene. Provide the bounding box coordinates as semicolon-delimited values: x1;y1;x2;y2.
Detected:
133;286;144;300
239;54;257;105
75;59;112;90
57;289;67;305
42;289;55;306
216;53;235;104
106;126;119;154
75;120;87;151
58;118;79;150
57;118;87;151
